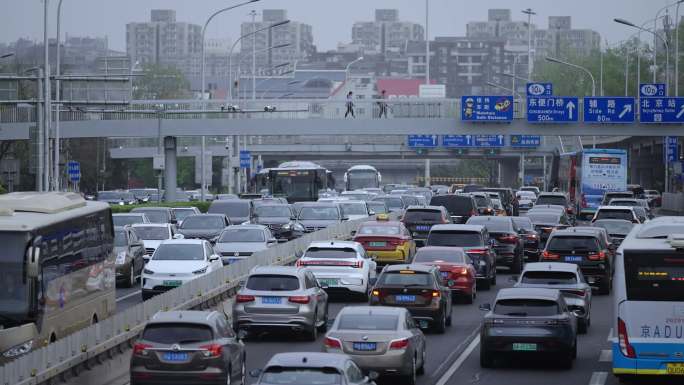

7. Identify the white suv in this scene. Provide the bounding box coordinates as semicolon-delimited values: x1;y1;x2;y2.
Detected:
591;206;641;223
296;241;377;299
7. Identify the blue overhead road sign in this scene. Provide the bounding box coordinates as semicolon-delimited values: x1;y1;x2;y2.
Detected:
640;83;666;98
461;96;514;122
510;135;541;148
239;150;251;168
473;135;505;147
666;136;679;163
407;135;438;148
527;97;579;123
527;83;553;97
67;161;80;182
640;97;684;123
584;97;635;123
443;135;473;147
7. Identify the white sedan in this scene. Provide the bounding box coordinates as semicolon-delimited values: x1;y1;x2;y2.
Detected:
296;240;377;299
336;200;374;220
141;239;222;300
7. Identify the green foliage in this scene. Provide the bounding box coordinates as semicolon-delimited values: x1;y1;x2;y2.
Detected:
133;64;191;100
0;184;6;194
109;201;212;214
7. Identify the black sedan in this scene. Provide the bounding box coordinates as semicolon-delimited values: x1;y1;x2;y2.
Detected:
252;203;304;240
176;214;231;242
511;216;541;262
479;288;578;369
465;216;525;274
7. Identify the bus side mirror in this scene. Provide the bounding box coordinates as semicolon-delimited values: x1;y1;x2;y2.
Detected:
26;236;42;278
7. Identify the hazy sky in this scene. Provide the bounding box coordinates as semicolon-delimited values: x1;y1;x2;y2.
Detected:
0;0;670;51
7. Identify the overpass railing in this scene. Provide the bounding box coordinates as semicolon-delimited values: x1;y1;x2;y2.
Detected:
0;217;370;385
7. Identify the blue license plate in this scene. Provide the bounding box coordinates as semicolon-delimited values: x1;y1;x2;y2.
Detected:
440;271;449;278
564;256;583;263
416;226;431;231
163;352;188;361
261;297;281;304
395;294;416;303
353;342;377;351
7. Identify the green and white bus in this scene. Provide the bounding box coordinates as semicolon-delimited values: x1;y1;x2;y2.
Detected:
0;192;115;360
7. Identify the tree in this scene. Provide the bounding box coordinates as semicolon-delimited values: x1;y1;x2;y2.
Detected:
133;64;191;100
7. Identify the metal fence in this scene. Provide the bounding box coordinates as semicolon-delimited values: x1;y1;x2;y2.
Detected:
0;218;367;385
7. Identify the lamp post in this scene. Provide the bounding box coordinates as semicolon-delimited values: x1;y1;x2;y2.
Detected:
425;0;430;84
54;0;65;192
258;74;299;99
43;0;51;191
522;8;536;80
486;81;523;100
236;43;291;100
0;53;14;59
199;0;259;202
345;57;364;83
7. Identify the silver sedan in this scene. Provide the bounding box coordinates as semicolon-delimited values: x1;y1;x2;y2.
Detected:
323;306;426;385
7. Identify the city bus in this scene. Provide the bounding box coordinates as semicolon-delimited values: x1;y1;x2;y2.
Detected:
555;148;628;220
344;165;381;191
0;192;115;360
612;218;684;380
267;161;334;203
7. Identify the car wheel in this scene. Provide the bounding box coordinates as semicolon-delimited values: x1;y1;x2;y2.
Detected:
510;252;522;274
578;318;588;334
239;356;246;385
318;305;329;332
226;364;232;385
306;312;318;341
480;347;494;368
434;310;446;334
404;356;417;385
465;286;475;304
446;306;452;327
416;349;426;375
124;263;135;288
491;269;497;286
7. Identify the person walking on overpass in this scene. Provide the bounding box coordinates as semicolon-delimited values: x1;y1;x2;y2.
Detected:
345;91;355;118
378;89;388;118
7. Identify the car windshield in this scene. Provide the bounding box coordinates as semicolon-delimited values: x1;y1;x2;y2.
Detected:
414;249;466;263
526;213;561;225
338;203;367;215
593;220;634;235
547;236;599;251
219;228;265;243
246;275;300;291
595;209;633;221
342;193;369;201
357;225;401;235
520;271;578;285
427;231;482;247
367;202;388;214
261;369;342;385
255;205;291;218
304;247;357;259
378;271;433;286
512;217;533;230
134;210;167;223
430;196;473;215
298;207;339;220
403;209;442;222
142;323;213;344
208;201;249;217
374;197;403;209
114;230;127;247
113;215;144;227
610;200;638;207
536;196;567;206
466;218;512;233
132;226;169;240
473;196;489;207
153;244;204;261
180;216;225;230
338;314;399;330
494;299;560;316
174;209;197;221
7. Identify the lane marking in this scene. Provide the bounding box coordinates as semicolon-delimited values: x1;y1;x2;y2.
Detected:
599;349;612;362
589;371;608;385
435;335;480;385
116;290;141;302
431;327;480;378
607;328;613;342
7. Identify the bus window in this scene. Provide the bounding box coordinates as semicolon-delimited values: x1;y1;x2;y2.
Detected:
624;251;684;302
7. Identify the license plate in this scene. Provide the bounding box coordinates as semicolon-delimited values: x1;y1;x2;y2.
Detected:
163;352;188;361
163;280;183;287
441;271;449;278
395;294;416;303
369;241;386;247
667;363;684;375
416;226;431;231
512;343;537;352
353;342;377;351
261;296;281;304
564;256;583;263
318;278;339;287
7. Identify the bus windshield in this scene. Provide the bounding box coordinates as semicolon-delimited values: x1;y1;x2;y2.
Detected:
347;170;379;190
273;173;316;200
0;232;30;322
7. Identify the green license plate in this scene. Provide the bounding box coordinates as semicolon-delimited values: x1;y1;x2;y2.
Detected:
369;241;386;247
512;343;537;352
318;278;338;287
163;280;183;287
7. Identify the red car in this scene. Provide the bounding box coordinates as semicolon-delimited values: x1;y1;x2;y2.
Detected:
413;246;477;304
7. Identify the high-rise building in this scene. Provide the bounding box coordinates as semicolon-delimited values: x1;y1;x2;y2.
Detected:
466;9;531;46
239;9;314;77
534;16;601;58
351;9;425;55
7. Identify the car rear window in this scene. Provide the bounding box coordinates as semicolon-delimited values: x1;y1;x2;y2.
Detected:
430;196;474;215
466;217;513;233
547;236;599;251
536;196;567;206
134;210;168;223
624;250;684;302
595;209;633;221
142;323;213;344
378;271;434;286
304;247;357;259
494;299;560;316
526;213;561;225
403;209;443;222
473;196;489;207
208;201;249;217
338;314;399;331
113;215;143;227
427;231;482;247
414;249;466;263
246;274;300;291
357;225;400;235
512;217;533;230
261;369;341;385
520;271;578;285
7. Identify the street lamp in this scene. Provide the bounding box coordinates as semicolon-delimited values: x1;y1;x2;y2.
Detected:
0;52;14;59
236;43;292;100
260;78;300;99
545;56;596;97
486;81;523;100
522;8;536;80
345;57;364;83
614;17;670;92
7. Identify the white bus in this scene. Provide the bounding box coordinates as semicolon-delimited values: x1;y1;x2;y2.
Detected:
612;217;684;380
344;165;381;191
0;192;115;360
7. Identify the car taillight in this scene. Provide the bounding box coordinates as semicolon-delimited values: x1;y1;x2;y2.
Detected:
352;261;364;268
470;210;478;217
288;295;311;304
467;248;488;255
452;267;468;276
566;207;574;214
295;259;304;267
389;338;409;350
236;294;255;303
371;289;381;298
324;337;342;349
431;290;441;298
542;250;560;260
133;343;152;356
588;251;606;261
498;235;518;244
618;318;636;358
199;344;223;357
525;234;539;240
565;289;586;298
389;239;403;246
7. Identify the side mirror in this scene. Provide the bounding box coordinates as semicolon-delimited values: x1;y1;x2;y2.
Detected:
509;275;519;283
170;219;178;225
479;303;492;312
209;254;220;262
350;230;357;237
26;236;42;278
267;238;277;244
173;234;185;240
249;369;262;378
342;216;350;221
368;210;376;216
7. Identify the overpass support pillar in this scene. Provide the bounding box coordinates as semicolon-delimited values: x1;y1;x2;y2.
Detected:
499;157;520;188
164;136;177;202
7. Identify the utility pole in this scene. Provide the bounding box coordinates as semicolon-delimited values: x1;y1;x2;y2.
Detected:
250;10;258;100
43;0;52;191
425;0;430;84
522;8;536;81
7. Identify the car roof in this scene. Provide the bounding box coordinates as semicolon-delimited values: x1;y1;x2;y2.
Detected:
538;192;566;197
149;310;218;325
131;223;171;228
226;224;267;230
266;353;351;369
250;265;305;275
132;207;172;211
523;262;579;273
550;229;600;237
383;263;436;273
598;206;634;210
406;205;443;211
417;246;466;253
496;287;561;301
159;239;205;245
113;213;146;216
338;305;405;316
359;220;401;226
307;240;362;248
430;224;484;232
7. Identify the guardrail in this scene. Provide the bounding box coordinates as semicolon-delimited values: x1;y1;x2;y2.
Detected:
0;218;367;385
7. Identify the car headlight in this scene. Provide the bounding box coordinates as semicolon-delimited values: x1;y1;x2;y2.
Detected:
192;266;208;275
143;268;155;275
293;223;305;232
116;251;127;265
282;223;292;230
241;221;251;225
3;340;33;358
